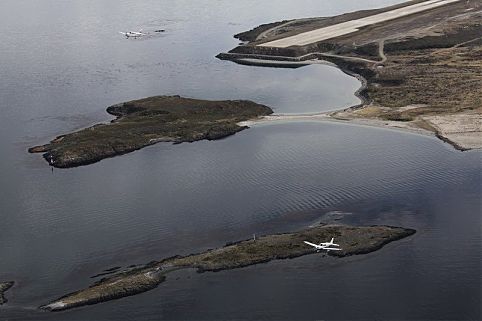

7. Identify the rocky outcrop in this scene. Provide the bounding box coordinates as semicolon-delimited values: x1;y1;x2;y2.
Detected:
0;281;14;305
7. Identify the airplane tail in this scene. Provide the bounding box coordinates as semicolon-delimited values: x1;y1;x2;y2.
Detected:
330;237;334;244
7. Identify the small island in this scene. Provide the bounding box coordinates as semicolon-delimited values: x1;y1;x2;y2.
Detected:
0;281;14;305
41;224;415;312
29;96;273;168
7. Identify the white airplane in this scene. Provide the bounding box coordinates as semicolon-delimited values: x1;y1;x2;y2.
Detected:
119;30;147;38
304;237;342;252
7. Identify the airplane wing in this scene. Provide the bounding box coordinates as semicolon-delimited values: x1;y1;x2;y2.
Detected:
323;247;342;251
304;241;319;248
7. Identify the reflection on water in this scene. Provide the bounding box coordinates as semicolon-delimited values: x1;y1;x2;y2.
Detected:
0;0;480;320
2;122;481;320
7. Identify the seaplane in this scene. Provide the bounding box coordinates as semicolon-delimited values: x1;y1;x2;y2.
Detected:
304;237;342;252
119;29;147;38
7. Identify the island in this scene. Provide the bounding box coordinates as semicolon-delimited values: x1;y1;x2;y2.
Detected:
29;96;273;168
41;224;415;312
0;281;14;305
217;0;482;150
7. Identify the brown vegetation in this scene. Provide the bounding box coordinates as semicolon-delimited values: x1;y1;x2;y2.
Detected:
41;224;415;312
29;96;272;168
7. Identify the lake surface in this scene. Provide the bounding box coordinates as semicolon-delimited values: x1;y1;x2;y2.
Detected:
0;1;480;320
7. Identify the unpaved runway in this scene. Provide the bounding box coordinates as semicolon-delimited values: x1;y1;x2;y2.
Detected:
259;0;461;48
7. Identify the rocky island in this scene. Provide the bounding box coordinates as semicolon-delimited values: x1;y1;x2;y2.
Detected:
41;224;415;312
29;96;273;168
0;281;14;305
218;0;482;150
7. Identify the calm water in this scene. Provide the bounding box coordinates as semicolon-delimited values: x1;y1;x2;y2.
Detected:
0;1;480;320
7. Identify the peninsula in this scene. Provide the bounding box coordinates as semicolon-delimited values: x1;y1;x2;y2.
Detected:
41;224;415;312
0;281;14;305
217;0;482;150
29;96;273;168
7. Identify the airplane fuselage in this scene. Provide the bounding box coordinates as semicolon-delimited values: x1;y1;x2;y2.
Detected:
120;31;146;38
304;240;342;251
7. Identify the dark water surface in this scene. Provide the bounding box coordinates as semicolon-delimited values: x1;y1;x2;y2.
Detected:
0;1;480;320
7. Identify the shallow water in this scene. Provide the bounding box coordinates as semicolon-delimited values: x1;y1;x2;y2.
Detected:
0;1;480;320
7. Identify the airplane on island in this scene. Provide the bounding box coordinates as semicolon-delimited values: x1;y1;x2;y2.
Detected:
119;30;147;38
304;237;342;252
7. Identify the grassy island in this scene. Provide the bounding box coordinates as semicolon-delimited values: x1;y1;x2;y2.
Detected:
29;96;273;168
41;224;415;312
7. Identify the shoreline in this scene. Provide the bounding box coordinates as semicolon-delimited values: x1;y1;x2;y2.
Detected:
225;55;443;147
228;52;479;152
219;0;482;151
235;64;437;148
239;112;434;138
